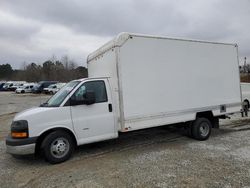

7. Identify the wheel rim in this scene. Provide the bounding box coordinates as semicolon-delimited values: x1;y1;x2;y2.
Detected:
50;137;70;159
199;122;209;137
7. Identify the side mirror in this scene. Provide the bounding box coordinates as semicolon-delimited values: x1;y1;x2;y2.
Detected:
70;90;96;106
83;91;96;105
70;98;84;106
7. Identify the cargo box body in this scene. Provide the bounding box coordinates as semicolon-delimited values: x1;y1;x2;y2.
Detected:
87;33;242;132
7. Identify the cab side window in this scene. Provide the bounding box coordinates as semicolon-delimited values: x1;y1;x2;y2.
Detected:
73;81;108;103
74;85;86;101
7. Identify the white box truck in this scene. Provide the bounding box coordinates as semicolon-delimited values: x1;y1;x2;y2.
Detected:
6;33;242;163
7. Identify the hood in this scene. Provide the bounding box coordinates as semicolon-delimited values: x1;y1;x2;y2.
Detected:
14;107;56;121
13;106;72;137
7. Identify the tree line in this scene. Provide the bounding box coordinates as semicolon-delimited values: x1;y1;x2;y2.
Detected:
0;56;88;82
239;57;250;82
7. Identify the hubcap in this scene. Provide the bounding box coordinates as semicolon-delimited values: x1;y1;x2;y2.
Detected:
199;122;209;137
50;137;69;158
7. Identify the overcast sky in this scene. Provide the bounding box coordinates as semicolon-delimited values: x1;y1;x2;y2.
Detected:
0;0;249;68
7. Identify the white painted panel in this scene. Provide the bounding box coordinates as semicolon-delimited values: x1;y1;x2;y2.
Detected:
88;49;122;130
119;36;241;128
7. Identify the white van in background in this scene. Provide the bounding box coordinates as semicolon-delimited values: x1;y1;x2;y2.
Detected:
43;83;66;94
50;83;66;94
2;81;15;91
9;81;27;91
15;83;36;94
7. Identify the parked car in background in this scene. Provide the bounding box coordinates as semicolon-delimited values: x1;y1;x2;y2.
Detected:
32;81;58;93
51;83;66;94
43;84;56;94
1;81;14;91
9;81;27;91
16;83;36;94
241;82;250;110
44;83;66;94
0;81;6;91
1;81;26;91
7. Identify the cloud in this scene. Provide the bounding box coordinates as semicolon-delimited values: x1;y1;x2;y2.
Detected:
0;10;40;41
0;0;185;36
0;0;249;68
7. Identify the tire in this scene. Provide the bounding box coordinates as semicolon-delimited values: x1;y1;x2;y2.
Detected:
191;118;212;141
183;121;193;138
21;90;25;94
41;131;75;164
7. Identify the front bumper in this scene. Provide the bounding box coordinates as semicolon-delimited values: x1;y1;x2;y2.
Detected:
5;135;38;155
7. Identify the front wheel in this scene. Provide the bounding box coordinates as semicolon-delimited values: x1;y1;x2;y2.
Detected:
191;118;212;141
41;131;75;164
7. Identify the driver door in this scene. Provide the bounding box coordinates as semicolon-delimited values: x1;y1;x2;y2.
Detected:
70;80;117;144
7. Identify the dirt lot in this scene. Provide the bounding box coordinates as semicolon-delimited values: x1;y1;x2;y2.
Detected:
0;92;250;188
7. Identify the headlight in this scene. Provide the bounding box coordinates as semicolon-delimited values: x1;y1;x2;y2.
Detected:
11;120;29;138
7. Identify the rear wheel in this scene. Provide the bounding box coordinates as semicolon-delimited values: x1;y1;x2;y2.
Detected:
41;131;75;164
191;118;212;141
21;90;25;93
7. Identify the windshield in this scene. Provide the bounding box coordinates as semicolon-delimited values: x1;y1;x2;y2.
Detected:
48;85;55;88
19;85;26;89
41;81;80;107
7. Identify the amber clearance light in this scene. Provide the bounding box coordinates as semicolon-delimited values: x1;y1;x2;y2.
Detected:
11;132;28;138
11;120;29;138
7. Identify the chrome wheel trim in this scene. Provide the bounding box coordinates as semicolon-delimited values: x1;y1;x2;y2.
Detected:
50;137;70;159
199;122;210;137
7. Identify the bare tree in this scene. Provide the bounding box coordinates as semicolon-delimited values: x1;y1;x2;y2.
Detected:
61;55;69;70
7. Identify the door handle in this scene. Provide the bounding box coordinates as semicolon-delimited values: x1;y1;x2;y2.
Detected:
108;104;112;112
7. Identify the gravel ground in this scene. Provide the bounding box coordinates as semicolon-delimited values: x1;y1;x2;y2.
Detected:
0;92;50;140
0;92;50;116
0;92;250;188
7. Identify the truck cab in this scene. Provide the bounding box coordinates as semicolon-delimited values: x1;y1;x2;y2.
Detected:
6;78;117;163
